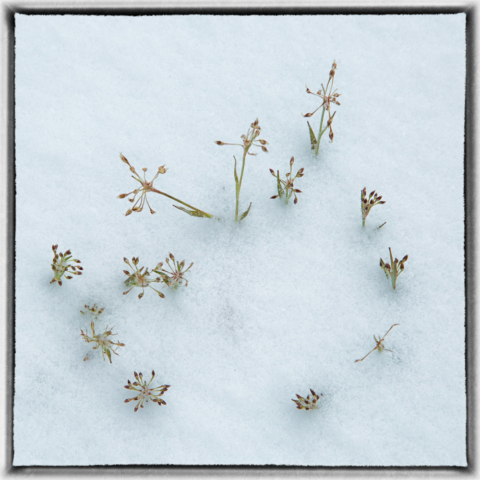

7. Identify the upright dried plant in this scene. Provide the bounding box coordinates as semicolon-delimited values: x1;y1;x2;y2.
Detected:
80;304;104;321
303;60;341;156
153;253;193;289
50;245;83;286
215;118;268;221
123;257;165;299
269;156;304;205
380;248;408;290
361;188;386;227
292;389;323;410
124;371;170;412
80;321;125;363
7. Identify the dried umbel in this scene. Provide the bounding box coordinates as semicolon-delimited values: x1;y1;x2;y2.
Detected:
124;371;170;412
292;389;323;410
80;321;125;363
269;156;304;205
80;304;104;321
303;60;341;156
123;257;165;299
361;188;386;227
215;118;268;221
118;153;216;219
50;244;83;286
355;324;399;363
380;248;408;290
153;253;193;289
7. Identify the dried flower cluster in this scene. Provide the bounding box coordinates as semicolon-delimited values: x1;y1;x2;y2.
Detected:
361;188;386;227
124;371;170;412
80;321;125;363
303;60;341;156
123;257;165;299
292;389;323;410
80;304;105;321
355;324;399;363
50;245;83;286
380;248;408;290
118;153;216;219
216;118;268;221
154;253;193;289
269;156;304;205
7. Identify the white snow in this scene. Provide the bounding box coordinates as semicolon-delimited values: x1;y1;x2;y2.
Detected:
14;14;466;466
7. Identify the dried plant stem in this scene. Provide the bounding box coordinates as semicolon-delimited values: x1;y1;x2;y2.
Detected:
216;118;267;222
234;147;249;222
314;75;335;156
149;187;215;219
315;105;327;156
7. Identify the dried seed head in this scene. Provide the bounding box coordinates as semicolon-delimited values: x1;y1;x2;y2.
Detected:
261;146;268;153
120;153;129;164
215;141;225;145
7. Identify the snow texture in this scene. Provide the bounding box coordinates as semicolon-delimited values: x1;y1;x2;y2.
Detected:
14;14;466;466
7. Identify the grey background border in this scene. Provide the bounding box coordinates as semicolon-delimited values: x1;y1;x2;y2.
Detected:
1;1;476;477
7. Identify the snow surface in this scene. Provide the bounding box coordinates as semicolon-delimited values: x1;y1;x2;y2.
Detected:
14;14;466;466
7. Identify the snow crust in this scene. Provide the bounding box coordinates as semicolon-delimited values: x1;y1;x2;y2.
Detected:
14;14;466;466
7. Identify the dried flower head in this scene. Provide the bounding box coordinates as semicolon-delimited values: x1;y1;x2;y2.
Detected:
361;188;386;227
153;253;193;289
380;248;408;290
269;156;304;205
118;153;167;216
215;118;268;156
80;321;125;363
123;257;165;299
80;304;105;321
50;244;83;286
355;324;399;363
118;153;215;219
292;389;323;410
303;60;341;156
124;371;170;412
216;118;268;221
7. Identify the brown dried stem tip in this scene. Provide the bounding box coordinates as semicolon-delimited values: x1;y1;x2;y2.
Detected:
292;389;323;410
269;156;304;205
303;60;341;156
80;304;105;321
380;248;408;290
215;118;268;222
80;321;125;363
355;324;399;363
118;153;217;219
124;370;170;412
153;252;193;289
50;244;83;286
361;188;386;227
123;257;166;299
